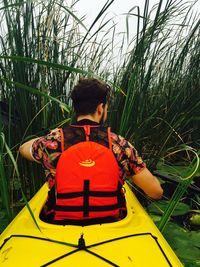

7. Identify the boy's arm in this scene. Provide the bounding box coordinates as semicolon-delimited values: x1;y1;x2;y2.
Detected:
19;138;40;161
132;168;163;199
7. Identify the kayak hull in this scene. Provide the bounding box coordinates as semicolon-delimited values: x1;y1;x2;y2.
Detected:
0;183;183;266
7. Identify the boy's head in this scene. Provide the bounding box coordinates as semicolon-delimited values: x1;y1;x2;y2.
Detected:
71;78;111;116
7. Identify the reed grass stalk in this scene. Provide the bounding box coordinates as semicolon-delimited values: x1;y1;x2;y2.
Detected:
0;132;12;220
158;147;200;232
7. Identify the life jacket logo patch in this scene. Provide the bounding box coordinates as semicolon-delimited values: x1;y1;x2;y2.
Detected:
79;159;95;167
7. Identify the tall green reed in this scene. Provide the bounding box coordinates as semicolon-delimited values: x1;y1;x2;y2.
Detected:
109;0;200;168
0;0;120;199
0;132;12;221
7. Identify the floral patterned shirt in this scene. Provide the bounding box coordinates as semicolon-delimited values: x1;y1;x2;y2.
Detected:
31;124;146;191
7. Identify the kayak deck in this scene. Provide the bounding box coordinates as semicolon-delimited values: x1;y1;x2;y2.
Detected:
0;183;183;266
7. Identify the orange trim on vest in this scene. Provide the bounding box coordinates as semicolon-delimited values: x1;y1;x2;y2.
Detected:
107;127;112;150
70;124;100;141
83;125;90;141
60;128;64;152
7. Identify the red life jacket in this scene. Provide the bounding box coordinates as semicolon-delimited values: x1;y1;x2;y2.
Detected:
54;125;124;223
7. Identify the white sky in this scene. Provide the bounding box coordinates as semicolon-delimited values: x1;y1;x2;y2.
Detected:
71;0;200;68
76;0;164;21
73;0;200;46
75;0;200;28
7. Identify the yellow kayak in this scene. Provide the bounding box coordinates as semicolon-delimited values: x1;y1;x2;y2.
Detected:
0;182;183;266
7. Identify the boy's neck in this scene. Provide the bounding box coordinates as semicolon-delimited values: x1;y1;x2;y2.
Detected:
77;114;99;123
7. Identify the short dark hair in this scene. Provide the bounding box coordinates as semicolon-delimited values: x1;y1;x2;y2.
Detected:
71;78;111;116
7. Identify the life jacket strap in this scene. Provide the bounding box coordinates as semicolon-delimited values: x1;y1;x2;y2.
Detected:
54;204;119;212
55;180;120;217
57;191;119;199
83;180;89;216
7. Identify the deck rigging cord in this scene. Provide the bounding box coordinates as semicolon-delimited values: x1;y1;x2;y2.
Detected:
0;232;172;267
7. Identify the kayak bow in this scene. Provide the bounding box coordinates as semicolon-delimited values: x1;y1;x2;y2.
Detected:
0;183;183;266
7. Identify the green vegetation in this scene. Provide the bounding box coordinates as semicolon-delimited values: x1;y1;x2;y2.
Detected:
0;0;199;265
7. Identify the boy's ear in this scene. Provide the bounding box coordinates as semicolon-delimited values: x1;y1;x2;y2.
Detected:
96;103;104;115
